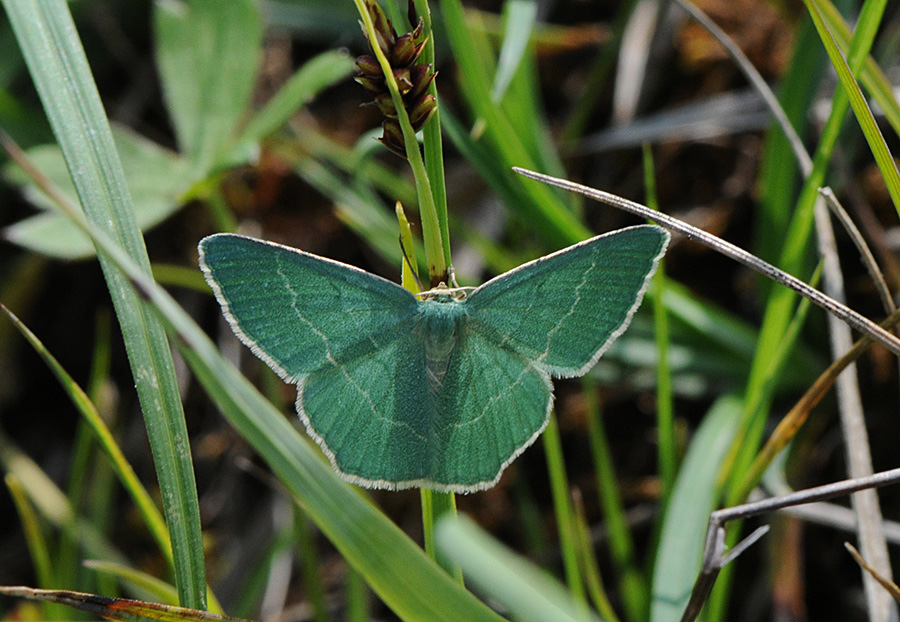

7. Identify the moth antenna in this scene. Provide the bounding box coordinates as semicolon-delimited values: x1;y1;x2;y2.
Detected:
448;265;461;288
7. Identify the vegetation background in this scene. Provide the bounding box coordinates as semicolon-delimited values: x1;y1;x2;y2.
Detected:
1;0;899;621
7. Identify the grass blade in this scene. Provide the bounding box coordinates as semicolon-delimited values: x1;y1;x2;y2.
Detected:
0;304;170;564
2;0;207;608
436;514;603;622
5;474;63;620
804;0;900;217
650;396;742;622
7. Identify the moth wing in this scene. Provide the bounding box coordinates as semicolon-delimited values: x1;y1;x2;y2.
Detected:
199;233;419;381
465;225;669;376
298;326;436;489
429;328;553;492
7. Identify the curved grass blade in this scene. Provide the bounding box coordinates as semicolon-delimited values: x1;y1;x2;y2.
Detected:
650;396;742;622
0;431;130;568
436;514;604;622
5;474;64;620
83;560;180;606
0;304;170;563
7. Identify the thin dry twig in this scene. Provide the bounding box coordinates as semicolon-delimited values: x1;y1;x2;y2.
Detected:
513;168;900;356
679;468;900;622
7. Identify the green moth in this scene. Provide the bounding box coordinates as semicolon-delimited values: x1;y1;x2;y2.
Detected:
199;225;669;492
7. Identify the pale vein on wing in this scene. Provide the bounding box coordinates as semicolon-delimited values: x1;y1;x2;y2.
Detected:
274;255;423;438
537;254;596;367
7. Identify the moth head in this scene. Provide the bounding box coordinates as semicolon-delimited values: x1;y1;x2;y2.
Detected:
416;282;472;302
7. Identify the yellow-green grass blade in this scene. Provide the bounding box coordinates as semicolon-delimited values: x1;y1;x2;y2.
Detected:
804;0;900;218
0;432;130;568
0;304;225;613
5;474;65;620
817;0;900;145
728;0;888;506
543;416;586;605
83;561;180;606
1;304;170;563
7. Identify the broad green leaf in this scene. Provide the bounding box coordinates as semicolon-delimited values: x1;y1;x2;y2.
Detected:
154;0;262;173
4;126;191;259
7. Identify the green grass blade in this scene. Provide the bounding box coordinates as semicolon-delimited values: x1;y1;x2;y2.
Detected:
436;514;604;622
491;0;537;103
543;415;586;604
583;381;647;622
650;396;742;622
83;560;179;605
0;304;171;565
727;0;887;507
0;432;130;568
410;0;452;270
804;0;900;217
440;0;590;247
756;14;824;264
58;312;114;601
571;492;617;621
817;0;900;136
421;489;463;580
2;0;207;608
643;145;675;505
345;567;370;622
294;512;328;622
